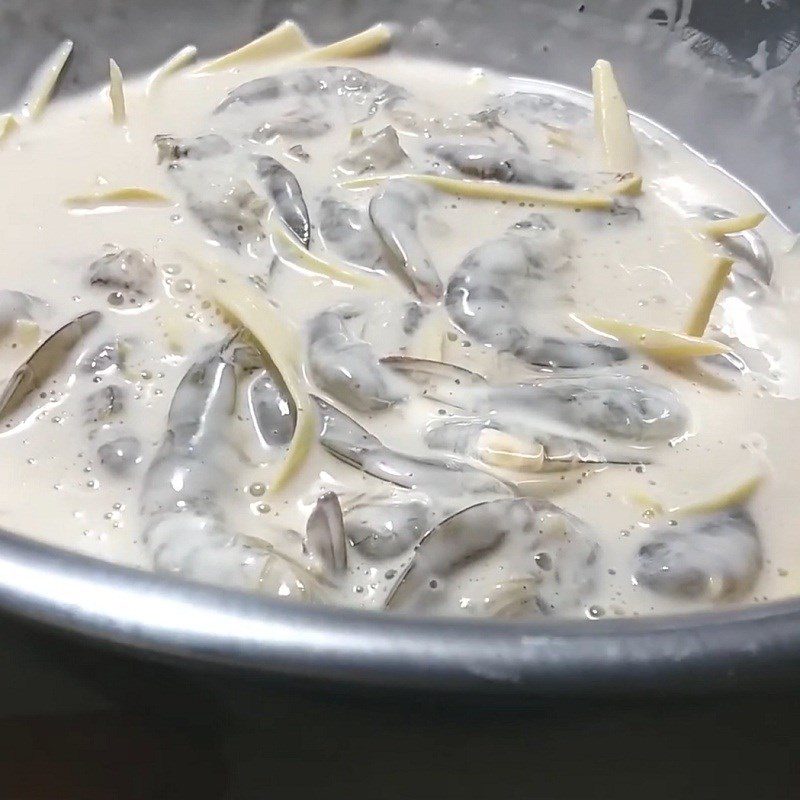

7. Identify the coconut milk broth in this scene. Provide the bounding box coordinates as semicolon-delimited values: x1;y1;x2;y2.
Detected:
1;31;799;618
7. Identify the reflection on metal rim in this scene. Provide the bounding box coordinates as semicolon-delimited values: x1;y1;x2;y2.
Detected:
1;525;800;695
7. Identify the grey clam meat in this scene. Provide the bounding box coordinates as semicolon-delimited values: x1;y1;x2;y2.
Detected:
495;91;591;127
369;178;443;301
485;500;601;618
255;155;310;248
345;498;431;560
634;508;762;600
84;383;125;423
0;291;47;338
307;306;407;412
185;180;268;255
318;196;388;273
97;435;142;475
527;502;600;614
214;67;407;131
78;339;125;375
426;140;575;188
339;125;408;175
155;133;233;163
87;247;156;296
155;134;270;256
477;374;690;444
446;216;629;368
399;302;427;336
252;112;331;141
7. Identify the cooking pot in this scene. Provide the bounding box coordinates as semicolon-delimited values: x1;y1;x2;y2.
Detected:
1;0;800;698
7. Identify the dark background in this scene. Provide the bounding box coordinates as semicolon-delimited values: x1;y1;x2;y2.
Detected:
1;611;798;799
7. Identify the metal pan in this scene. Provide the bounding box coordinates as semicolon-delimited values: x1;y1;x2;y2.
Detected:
1;0;800;697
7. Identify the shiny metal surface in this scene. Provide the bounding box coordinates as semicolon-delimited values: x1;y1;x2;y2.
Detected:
2;523;800;694
1;0;800;695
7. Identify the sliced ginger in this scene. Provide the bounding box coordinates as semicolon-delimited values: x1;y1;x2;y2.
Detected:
0;114;19;144
198;22;390;73
476;429;545;473
24;40;73;120
108;59;126;124
591;59;639;174
343;172;642;209
200;20;311;72
634;472;764;517
148;46;198;92
65;187;173;209
580;316;728;360
701;212;765;238
272;226;381;288
300;23;392;60
685;255;734;337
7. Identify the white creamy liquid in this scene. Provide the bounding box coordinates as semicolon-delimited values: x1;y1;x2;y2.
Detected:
1;27;800;619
